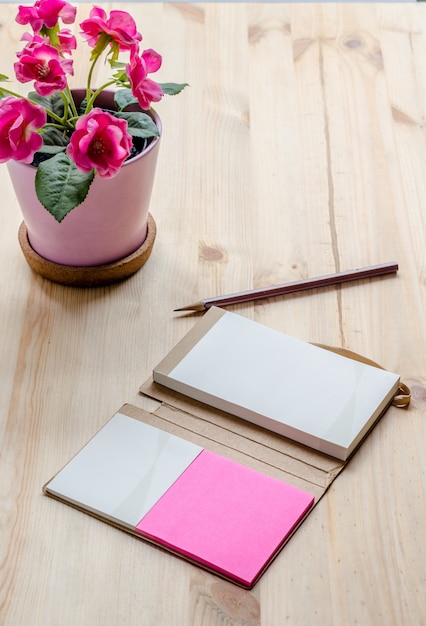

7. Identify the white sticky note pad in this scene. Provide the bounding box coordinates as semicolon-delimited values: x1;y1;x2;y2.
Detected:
47;413;203;528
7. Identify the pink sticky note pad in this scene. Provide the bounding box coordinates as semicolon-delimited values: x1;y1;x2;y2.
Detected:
135;449;314;587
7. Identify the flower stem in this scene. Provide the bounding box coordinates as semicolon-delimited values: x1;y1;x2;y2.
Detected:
63;86;79;119
85;54;100;109
85;81;117;112
0;86;26;100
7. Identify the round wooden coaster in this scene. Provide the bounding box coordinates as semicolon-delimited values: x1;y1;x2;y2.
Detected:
18;213;157;287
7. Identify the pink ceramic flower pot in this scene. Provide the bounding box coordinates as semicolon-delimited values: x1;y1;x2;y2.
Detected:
7;90;161;267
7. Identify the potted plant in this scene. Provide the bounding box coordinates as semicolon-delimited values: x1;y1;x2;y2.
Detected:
0;0;186;285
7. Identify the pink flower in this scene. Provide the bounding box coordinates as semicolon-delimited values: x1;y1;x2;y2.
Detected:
14;37;73;96
16;0;76;33
57;28;77;54
20;30;76;53
0;96;46;163
66;108;132;178
126;49;163;110
80;7;142;51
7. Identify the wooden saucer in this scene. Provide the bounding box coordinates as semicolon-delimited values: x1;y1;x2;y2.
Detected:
18;213;157;287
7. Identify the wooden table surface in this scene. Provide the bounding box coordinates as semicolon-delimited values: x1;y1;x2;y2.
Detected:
1;2;425;625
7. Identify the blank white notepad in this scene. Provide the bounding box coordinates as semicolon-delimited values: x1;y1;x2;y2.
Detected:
153;307;400;460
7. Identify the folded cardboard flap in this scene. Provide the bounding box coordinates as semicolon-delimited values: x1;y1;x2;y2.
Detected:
138;380;345;504
139;345;409;499
44;366;408;588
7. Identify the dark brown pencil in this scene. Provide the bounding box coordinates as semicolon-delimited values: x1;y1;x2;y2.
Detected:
174;262;399;312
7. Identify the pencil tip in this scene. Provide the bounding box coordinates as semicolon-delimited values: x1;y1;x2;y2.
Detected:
174;302;205;312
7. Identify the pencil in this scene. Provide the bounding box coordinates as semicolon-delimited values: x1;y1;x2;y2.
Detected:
174;262;399;312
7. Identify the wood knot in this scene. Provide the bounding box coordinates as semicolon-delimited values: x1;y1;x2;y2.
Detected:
342;35;365;49
248;18;291;44
211;582;260;623
411;385;426;404
199;244;226;262
391;107;418;126
293;38;313;61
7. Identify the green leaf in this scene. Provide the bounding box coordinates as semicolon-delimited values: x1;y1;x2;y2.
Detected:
114;89;137;111
35;153;95;222
0;74;9;81
112;69;129;86
115;111;160;138
37;145;66;155
158;82;189;96
90;33;110;61
78;97;88;115
28;91;65;117
110;61;126;70
50;92;66;117
27;91;52;109
41;127;69;147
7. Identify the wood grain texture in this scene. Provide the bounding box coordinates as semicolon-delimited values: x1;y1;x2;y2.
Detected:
0;3;425;625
